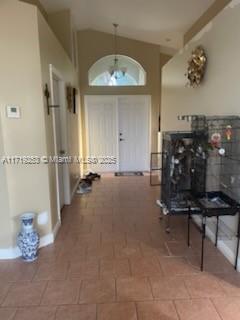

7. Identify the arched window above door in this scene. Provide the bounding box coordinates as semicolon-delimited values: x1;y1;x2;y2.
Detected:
88;55;146;86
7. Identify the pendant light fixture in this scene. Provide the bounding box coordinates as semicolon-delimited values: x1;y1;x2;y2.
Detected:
109;23;127;80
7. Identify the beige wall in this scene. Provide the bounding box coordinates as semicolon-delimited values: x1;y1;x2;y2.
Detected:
20;0;48;20
48;10;73;60
0;0;52;247
160;53;172;68
37;10;81;219
184;0;232;44
0;0;80;252
0;119;12;248
161;0;240;265
78;29;161;152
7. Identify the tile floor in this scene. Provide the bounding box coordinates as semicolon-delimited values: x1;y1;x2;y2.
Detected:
1;175;240;319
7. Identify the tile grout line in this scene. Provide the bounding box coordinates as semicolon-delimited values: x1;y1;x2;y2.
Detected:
135;301;140;320
78;279;84;304
114;277;117;303
38;280;49;306
147;277;155;300
210;297;225;320
172;300;181;320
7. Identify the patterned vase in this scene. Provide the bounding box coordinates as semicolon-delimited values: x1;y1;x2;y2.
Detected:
17;213;40;262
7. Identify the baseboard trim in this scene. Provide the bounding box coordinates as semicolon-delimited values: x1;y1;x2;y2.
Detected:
0;221;61;260
53;220;61;239
193;216;240;272
0;247;21;260
71;176;81;201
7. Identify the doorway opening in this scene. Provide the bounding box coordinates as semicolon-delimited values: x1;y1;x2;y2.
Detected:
49;65;71;223
85;95;151;173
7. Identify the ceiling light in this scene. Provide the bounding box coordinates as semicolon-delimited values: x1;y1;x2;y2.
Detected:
109;23;127;80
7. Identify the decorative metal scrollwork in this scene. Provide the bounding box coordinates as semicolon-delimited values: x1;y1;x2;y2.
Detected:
186;46;207;88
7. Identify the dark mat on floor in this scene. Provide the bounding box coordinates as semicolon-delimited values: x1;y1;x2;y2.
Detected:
115;171;144;176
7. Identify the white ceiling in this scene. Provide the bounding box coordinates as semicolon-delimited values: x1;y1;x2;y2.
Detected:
39;0;215;50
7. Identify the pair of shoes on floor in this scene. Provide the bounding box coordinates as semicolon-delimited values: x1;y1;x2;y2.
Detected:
76;172;101;195
76;179;92;195
86;171;101;181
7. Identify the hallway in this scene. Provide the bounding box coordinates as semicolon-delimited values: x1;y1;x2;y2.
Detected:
1;175;240;320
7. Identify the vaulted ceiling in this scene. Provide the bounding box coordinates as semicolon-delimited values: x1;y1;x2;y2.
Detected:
39;0;215;50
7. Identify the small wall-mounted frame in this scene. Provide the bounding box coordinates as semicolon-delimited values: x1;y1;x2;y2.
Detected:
6;105;21;119
73;87;78;114
66;85;73;112
66;85;78;114
44;84;60;115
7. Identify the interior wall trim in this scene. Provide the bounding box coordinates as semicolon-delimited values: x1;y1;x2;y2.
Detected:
184;0;232;44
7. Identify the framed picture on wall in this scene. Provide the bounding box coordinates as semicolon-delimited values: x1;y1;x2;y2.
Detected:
66;85;78;114
66;85;73;112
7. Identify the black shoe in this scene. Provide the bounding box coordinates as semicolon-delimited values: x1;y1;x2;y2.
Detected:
86;172;101;181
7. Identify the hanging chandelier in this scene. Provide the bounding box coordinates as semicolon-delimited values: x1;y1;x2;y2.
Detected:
109;23;127;80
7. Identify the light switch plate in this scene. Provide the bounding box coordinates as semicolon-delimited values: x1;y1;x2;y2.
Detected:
6;105;21;118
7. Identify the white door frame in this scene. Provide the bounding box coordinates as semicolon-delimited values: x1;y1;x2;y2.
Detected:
85;95;151;172
49;64;71;223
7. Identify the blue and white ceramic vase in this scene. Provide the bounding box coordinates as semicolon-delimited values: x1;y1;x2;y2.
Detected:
17;213;40;262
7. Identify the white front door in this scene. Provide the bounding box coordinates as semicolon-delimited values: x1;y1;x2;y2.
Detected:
85;95;150;172
85;96;118;172
118;96;150;171
53;77;65;209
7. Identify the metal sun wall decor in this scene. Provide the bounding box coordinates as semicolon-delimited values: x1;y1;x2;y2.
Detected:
186;46;207;88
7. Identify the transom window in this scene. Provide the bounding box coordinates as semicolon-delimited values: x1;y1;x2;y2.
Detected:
88;55;146;86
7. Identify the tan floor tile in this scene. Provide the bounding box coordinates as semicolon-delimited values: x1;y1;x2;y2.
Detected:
137;301;178;320
2;282;47;307
166;241;199;257
87;244;114;259
34;261;69;281
218;274;240;296
79;278;116;304
78;208;94;216
0;283;11;304
91;223;113;233
150;276;189;300
68;260;99;279
41;280;81;305
160;257;198;276
188;254;234;274
0;308;17;320
100;258;130;277
184;275;226;298
212;296;240;320
140;243;169;257
38;246;60;263
98;302;137;320
175;299;221;320
14;306;57;320
94;208;113;215
130;257;163;276
115;244;142;259
55;304;96;320
1;176;239;311
0;262;37;282
116;277;153;301
75;234;101;247
58;245;87;262
101;232;126;245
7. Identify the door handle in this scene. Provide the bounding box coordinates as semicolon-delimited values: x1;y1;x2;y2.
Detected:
120;138;125;141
